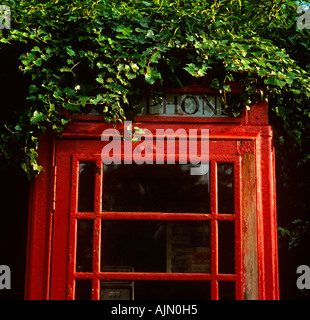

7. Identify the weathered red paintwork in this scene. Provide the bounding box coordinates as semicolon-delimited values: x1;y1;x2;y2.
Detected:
24;85;279;300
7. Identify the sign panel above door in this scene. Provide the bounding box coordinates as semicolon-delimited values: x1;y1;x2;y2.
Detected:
133;94;232;118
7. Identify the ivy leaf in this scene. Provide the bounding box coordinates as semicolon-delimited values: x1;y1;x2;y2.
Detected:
68;16;78;22
61;118;70;125
275;106;293;120
33;58;42;66
116;25;132;36
0;38;10;43
90;94;104;105
96;76;104;84
30;110;45;124
184;63;197;76
149;51;161;64
14;124;22;131
66;47;76;57
29;85;39;94
145;66;162;84
79;96;89;107
278;227;291;237
146;29;155;39
60;66;72;72
142;1;152;6
264;77;287;89
63;102;81;112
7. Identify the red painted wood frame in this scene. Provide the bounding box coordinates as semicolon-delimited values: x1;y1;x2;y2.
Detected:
24;101;279;300
64;153;241;300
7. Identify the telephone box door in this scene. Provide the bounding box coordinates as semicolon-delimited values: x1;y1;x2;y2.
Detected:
49;124;268;300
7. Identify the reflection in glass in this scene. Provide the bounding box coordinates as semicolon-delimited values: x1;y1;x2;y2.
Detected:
76;219;93;272
75;279;92;300
102;164;210;213
100;280;210;300
101;221;210;273
78;162;95;212
218;221;235;274
217;163;234;213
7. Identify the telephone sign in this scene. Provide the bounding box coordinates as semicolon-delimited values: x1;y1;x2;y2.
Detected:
134;94;231;117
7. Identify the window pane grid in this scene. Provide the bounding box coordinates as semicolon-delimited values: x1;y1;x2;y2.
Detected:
69;155;242;300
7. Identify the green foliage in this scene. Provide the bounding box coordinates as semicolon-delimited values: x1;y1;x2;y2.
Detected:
278;220;310;249
0;0;310;191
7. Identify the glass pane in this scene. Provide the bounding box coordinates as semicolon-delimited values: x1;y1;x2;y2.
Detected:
75;279;92;300
78;162;95;212
76;219;93;272
218;221;235;274
219;281;235;300
100;280;210;300
101;221;210;273
102;164;210;213
217;163;234;213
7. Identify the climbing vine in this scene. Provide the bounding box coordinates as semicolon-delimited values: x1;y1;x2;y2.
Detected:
0;0;310;183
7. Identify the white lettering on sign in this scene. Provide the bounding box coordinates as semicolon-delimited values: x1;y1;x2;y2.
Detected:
134;94;231;117
0;5;11;30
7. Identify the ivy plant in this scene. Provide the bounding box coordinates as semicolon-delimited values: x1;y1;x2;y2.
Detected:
0;0;309;240
1;0;310;251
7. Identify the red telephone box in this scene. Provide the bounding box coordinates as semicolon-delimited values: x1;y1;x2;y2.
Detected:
24;81;279;300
